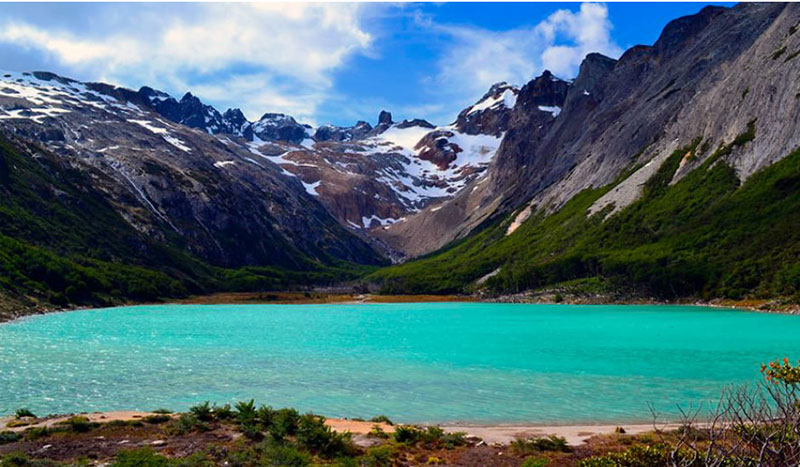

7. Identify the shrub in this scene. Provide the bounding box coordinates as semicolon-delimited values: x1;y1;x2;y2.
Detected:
367;425;389;439
0;431;20;445
369;415;393;425
0;453;60;467
258;444;310;467
110;448;170;467
64;416;92;433
269;408;300;440
295;414;353;458
392;425;422;444
23;427;49;441
189;402;214;422
360;445;395;467
234;399;257;426
211;403;234;421
510;435;571;454
577;444;669;467
522;458;549;467
14;409;35;419
143;415;171;424
151;409;172;415
164;414;208;436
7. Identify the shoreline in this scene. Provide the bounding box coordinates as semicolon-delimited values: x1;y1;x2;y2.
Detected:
0;411;683;446
1;291;797;325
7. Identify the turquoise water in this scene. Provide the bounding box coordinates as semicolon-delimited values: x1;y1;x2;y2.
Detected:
1;303;798;424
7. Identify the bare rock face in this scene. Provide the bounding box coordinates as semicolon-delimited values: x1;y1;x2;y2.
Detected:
314;121;372;142
378;3;800;259
251;113;311;144
454;82;519;136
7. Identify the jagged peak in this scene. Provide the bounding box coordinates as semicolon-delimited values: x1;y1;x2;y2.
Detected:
395;118;435;129
378;110;393;125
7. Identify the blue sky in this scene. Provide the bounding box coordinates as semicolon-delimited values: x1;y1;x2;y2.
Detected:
0;2;730;127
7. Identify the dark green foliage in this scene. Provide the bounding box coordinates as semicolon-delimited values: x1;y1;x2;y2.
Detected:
0;432;20;445
234;399;257;425
189;402;213;422
521;458;550;467
22;427;49;441
577;444;670;467
370;127;800;302
0;453;60;467
369;415;393;425
14;409;35;419
110;448;170;467
772;45;787;60
163;414;208;436
392;425;422;444
63;416;93;433
151;409;173;415
0;135;378;312
294;414;353;458
359;446;395;467
143;415;171;424
510;436;571;455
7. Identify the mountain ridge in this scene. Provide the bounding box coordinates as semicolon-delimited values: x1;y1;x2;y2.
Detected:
1;2;799;312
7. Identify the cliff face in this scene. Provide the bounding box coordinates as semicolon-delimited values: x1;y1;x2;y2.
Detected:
377;3;800;258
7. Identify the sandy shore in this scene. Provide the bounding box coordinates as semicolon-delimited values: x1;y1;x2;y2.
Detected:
1;411;680;446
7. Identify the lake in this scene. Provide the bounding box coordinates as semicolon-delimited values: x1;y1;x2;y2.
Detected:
1;303;798;424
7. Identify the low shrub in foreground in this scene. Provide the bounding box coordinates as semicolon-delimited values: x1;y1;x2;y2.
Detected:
510;435;571;454
577;444;669;467
0;432;21;445
110;448;169;467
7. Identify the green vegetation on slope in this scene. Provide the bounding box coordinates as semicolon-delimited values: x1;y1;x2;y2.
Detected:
370;131;800;302
0;136;375;313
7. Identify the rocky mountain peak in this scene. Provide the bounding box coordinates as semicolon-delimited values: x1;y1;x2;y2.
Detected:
654;5;727;58
252;113;308;144
454;82;519;136
378;110;393;125
396;119;435;129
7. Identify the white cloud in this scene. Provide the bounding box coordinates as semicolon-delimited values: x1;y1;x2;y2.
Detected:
429;3;622;104
0;3;372;122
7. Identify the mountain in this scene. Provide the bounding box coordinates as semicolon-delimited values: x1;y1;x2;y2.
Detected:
0;64;518;309
369;3;800;302
1;2;799;310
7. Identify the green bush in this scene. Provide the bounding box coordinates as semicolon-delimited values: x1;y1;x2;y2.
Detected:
369;415;393;425
14;409;35;419
295;414;353;458
189;402;214;422
359;445;395;467
510;435;571;454
522;458;549;467
392;425;422;444
234;399;257;426
258;444;310;467
164;414;208;436
110;448;169;467
23;427;49;441
577;444;669;467
143;415;171;425
0;431;20;445
64;416;93;433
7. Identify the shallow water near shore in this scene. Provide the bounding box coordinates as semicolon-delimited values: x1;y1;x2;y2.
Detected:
1;303;799;424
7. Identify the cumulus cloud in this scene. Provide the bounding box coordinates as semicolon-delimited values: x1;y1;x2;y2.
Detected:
430;3;622;103
0;3;372;122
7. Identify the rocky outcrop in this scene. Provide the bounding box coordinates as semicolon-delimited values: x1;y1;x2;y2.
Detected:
377;3;800;258
314;121;372;142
